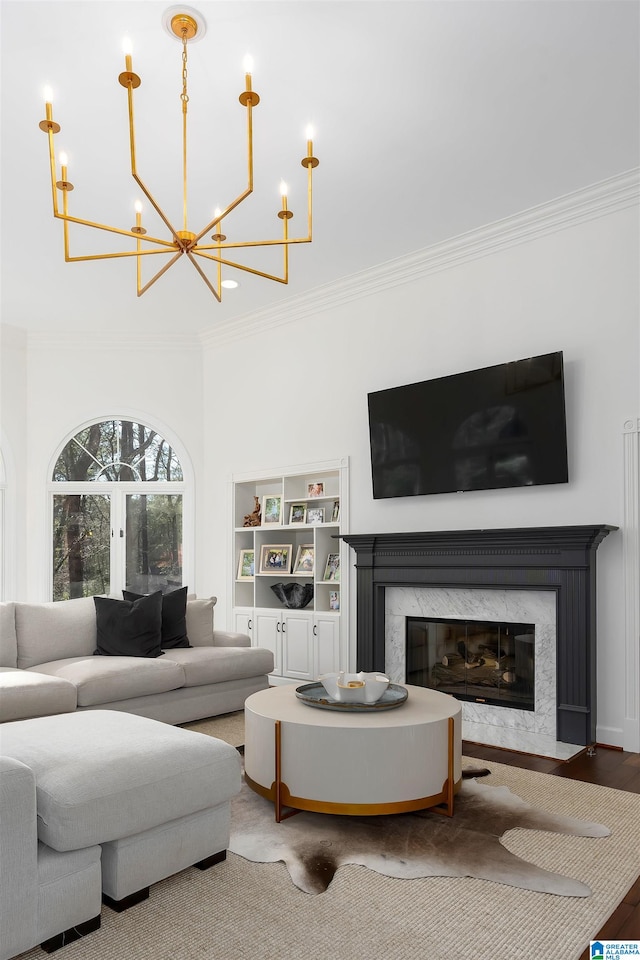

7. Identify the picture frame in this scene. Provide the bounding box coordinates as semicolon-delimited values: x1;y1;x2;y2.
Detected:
331;500;340;523
306;506;325;525
259;543;293;575
293;543;314;575
289;503;307;525
329;590;340;611
307;481;324;498
323;553;340;582
237;548;255;580
261;494;283;525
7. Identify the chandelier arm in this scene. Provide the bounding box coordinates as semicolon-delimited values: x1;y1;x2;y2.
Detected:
131;174;183;245
51;212;179;249
191;250;288;285
46;127;61;217
191;187;253;246
137;250;186;297
195;236;312;252
306;157;313;239
60;248;182;264
280;197;289;286
122;65;183;244
191;82;257;246
185;251;222;301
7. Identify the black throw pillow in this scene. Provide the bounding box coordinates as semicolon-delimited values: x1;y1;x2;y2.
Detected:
94;592;164;658
122;586;191;649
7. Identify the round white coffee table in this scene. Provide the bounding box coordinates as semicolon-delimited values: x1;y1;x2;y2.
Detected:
244;683;462;822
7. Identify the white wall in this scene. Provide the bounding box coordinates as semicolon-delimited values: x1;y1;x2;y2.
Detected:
0;325;28;599
202;200;639;748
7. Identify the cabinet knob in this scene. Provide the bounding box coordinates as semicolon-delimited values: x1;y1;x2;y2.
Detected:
313;625;317;636
248;619;252;631
282;622;286;634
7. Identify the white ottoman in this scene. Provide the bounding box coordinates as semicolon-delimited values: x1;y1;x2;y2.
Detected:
0;710;242;909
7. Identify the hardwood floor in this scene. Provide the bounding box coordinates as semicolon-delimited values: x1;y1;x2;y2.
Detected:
463;740;640;948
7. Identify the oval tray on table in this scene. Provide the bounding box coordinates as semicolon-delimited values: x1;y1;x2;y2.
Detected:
295;682;408;712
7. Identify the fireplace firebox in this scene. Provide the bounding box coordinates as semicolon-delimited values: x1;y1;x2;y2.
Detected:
406;617;535;710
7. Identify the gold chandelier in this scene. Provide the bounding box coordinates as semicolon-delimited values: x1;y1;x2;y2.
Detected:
39;8;319;301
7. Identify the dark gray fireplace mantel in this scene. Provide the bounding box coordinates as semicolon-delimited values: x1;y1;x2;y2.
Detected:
342;525;617;746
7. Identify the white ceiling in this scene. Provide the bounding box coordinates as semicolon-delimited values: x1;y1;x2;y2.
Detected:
1;0;638;338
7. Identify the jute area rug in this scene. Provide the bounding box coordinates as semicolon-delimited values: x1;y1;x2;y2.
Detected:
16;711;640;960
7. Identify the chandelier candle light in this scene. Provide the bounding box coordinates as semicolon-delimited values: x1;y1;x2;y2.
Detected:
39;7;319;301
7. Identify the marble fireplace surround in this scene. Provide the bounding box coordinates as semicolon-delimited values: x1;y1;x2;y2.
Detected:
343;525;616;748
386;586;554;743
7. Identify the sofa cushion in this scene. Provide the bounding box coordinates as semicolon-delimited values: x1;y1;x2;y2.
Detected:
94;592;163;658
0;601;17;667
0;667;77;721
25;656;185;707
161;645;275;687
184;596;217;646
16;597;96;669
123;586;191;649
0;710;242;851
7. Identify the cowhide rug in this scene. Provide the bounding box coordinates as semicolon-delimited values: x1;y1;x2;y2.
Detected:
229;767;611;896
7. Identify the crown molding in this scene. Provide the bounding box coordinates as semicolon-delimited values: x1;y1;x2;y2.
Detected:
200;168;640;350
26;330;202;351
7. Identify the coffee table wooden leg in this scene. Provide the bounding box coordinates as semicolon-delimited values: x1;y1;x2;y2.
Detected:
445;715;455;816
274;719;283;822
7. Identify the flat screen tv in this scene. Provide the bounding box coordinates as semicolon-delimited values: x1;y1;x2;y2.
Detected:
368;351;568;499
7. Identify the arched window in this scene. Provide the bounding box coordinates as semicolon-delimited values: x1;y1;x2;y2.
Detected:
51;419;187;601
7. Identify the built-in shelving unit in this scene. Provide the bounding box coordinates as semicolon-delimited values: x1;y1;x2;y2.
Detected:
231;458;348;684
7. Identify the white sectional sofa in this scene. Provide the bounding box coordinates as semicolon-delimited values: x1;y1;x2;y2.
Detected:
0;594;274;725
0;710;242;958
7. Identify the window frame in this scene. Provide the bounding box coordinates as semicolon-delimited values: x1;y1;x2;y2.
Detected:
48;417;193;601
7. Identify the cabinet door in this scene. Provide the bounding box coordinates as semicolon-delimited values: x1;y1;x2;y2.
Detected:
314;615;340;676
233;609;253;642
254;609;282;675
282;612;313;679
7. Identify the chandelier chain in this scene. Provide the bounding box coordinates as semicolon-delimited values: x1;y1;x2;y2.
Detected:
181;33;189;108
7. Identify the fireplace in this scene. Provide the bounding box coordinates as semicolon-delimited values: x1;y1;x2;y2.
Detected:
342;525;616;746
406;616;535;710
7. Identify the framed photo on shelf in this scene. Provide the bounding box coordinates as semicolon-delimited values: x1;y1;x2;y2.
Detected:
307;506;325;525
293;544;314;574
331;500;340;523
323;553;340;582
261;495;283;525
307;481;324;498
259;544;293;575
289;503;307;525
237;548;255;580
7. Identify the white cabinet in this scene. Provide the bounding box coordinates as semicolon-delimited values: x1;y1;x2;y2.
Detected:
314;614;340;677
281;611;314;679
233;608;253;641
253;609;283;676
231;459;348;682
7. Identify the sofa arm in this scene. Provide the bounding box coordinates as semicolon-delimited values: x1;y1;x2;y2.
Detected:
211;630;251;648
0;757;38;960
